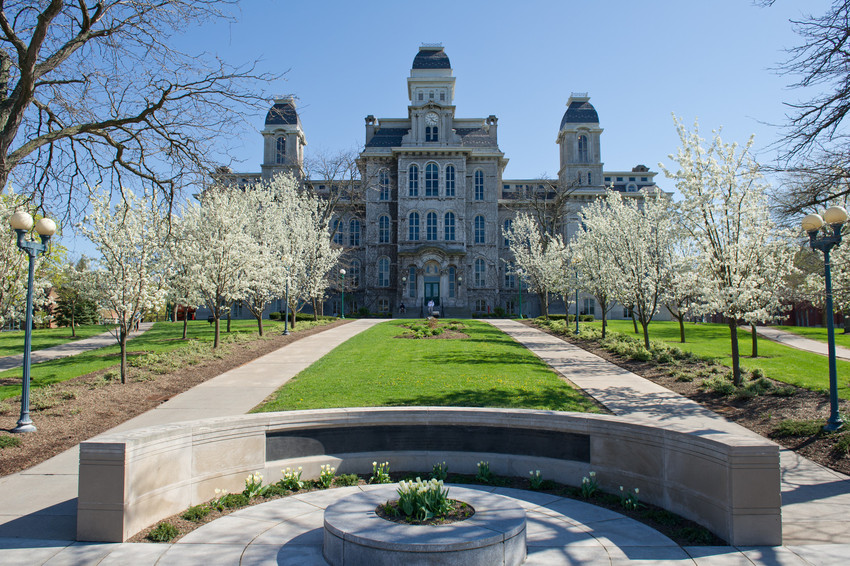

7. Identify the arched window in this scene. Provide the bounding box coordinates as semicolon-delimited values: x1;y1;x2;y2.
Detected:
474;215;485;244
379;215;390;243
426;212;438;241
444;212;456;241
426;126;438;142
503;218;513;247
587;172;592;185
425;163;439;196
408;266;416;298
408;211;420;241
332;218;342;245
448;266;456;298
275;136;286;164
378;257;390;287
474;170;484;201
408;164;419;196
350;259;361;288
577;134;589;163
349;219;361;247
445;165;456;196
577;171;583;184
474;258;486;287
379;169;390;201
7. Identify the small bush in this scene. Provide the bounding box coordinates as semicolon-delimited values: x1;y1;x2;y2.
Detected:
262;483;288;497
147;522;179;542
269;312;281;320
833;434;850;455
333;474;360;487
750;368;765;380
29;386;59;411
0;435;22;449
218;493;249;509
675;374;694;383
701;377;736;396
181;505;210;522
579;314;595;322
493;307;506;317
771;419;825;438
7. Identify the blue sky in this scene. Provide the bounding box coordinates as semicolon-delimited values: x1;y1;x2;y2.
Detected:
64;0;829;257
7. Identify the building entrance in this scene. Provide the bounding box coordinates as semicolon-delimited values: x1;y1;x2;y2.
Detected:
424;282;440;306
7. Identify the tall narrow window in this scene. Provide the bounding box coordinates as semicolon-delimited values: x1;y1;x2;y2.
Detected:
577;134;589;162
379;169;390;201
444;212;456;241
379;215;390;243
474;215;485;244
425;127;438;142
474;258;486;287
426;212;437;241
418;92;423;101
440;92;445;101
448;266;456;298
408;211;420;241
505;261;516;289
425;163;439;196
332;218;342;245
351;260;361;288
445;165;456;196
408;266;416;298
408;164;419;196
349;219;361;247
474;170;484;201
587;172;592;185
275;136;286;164
503;218;513;247
378;257;390;287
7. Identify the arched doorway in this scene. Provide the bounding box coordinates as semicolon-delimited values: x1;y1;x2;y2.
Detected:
423;261;441;309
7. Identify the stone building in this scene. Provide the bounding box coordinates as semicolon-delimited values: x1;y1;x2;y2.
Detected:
227;44;661;319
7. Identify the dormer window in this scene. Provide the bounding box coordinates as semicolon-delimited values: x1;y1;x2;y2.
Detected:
275;136;286;164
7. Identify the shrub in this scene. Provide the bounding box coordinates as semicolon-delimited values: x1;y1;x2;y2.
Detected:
181;505;210;522
29;386;59;411
218;493;249;509
833;433;850;455
333;474;359;487
701;377;736;396
269;312;281;320
0;435;22;449
147;522;179;542
771;419;825;438
579;314;595;322
493;307;506;317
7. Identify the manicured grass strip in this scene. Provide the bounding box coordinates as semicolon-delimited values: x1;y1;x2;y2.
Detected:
772;325;850;350
0;318;331;401
255;320;599;413
0;325;115;358
582;320;850;400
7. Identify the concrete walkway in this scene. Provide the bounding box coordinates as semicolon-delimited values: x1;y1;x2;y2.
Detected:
0;323;155;371
2;318;850;564
488;319;850;548
744;325;850;361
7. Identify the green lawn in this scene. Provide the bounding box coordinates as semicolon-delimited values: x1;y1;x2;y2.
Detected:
583;319;850;399
0;318;331;401
0;325;114;357
255;320;599;413
773;325;850;349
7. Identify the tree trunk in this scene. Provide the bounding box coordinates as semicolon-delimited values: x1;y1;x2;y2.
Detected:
120;326;128;384
312;298;319;321
70;308;76;337
844;312;850;334
729;319;742;386
601;302;607;339
182;307;188;340
213;316;220;349
541;292;549;320
640;319;650;349
631;311;638;334
290;303;297;329
226;309;232;333
256;313;264;336
678;315;685;343
751;323;758;358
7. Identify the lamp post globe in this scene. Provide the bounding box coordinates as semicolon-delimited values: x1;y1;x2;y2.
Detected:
339;269;346;319
9;211;57;433
802;209;847;432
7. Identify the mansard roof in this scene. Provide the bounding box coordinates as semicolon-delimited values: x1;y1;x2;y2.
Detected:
265;99;301;127
560;99;599;128
412;47;451;69
365;128;408;147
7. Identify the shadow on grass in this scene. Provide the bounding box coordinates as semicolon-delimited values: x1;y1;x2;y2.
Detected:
384;386;598;412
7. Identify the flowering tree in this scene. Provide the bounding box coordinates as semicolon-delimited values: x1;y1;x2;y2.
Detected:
81;190;167;383
576;188;675;348
661;117;793;385
54;258;98;336
504;213;566;319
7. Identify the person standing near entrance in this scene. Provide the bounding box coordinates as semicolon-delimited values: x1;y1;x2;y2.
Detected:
427;299;435;316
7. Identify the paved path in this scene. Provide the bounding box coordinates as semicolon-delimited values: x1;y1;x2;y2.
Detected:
488;319;850;548
741;325;850;361
2;318;850;564
0;323;155;371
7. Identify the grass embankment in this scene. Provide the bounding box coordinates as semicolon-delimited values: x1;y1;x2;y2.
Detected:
0;324;114;357
579;319;850;399
255;320;599;413
0;318;332;401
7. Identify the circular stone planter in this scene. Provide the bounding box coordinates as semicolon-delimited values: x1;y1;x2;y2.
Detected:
323;485;527;566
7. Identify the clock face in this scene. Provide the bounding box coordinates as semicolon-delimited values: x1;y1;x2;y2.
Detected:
425;112;439;126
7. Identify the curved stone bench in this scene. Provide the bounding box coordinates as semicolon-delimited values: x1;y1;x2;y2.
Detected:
77;407;780;545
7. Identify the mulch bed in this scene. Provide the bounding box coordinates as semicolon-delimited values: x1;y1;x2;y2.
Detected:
528;321;850;476
0;319;349;477
376;499;475;525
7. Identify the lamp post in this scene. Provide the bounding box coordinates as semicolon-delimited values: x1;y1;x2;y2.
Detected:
517;272;523;319
339;269;346;319
281;254;291;335
803;206;848;432
9;211;57;433
573;256;581;335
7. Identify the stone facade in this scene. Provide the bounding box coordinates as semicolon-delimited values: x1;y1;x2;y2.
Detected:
229;44;661;319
